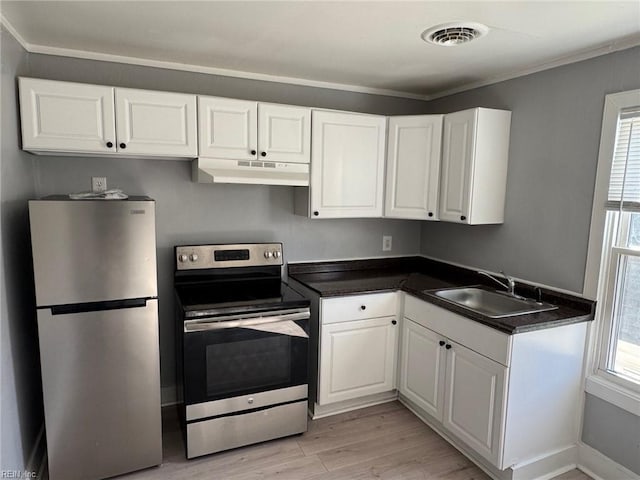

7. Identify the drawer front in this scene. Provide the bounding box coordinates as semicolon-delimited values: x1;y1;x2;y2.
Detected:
403;294;511;366
322;292;398;324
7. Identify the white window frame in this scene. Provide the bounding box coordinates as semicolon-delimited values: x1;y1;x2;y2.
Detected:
583;89;640;416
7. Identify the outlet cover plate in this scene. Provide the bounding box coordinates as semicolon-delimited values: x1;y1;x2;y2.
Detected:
382;235;392;251
92;177;107;192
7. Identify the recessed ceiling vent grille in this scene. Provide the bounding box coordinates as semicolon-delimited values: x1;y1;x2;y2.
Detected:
421;22;489;46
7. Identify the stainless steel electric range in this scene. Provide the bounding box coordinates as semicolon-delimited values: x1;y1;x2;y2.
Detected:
174;243;310;459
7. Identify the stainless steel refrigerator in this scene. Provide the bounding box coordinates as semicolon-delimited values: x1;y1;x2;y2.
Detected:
29;196;162;480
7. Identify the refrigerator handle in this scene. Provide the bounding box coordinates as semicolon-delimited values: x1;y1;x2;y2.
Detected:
49;298;151;316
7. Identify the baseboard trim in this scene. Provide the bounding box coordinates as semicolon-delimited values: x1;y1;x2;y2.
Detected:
511;446;577;480
311;391;398;419
26;424;47;479
577;442;639;480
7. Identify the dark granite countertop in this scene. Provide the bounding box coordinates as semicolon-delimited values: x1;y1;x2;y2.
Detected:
287;257;594;335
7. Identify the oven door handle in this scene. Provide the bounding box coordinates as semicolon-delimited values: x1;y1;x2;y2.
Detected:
184;309;310;332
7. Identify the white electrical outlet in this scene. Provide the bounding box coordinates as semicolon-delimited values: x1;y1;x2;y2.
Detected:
382;235;392;251
92;177;107;192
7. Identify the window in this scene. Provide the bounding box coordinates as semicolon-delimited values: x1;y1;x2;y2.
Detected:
585;90;640;411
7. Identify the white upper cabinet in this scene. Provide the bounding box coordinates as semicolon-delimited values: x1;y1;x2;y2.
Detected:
385;115;443;220
198;96;310;163
115;88;197;157
258;103;311;164
19;78;116;154
19;78;197;158
439;108;511;224
198;97;257;160
308;110;386;218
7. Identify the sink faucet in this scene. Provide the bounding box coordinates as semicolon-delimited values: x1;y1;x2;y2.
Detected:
478;270;516;296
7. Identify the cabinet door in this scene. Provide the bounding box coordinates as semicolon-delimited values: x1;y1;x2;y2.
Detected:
115;88;197;157
443;340;507;468
19;78;116;154
310;111;386;218
439;109;477;223
385;115;443;220
399;319;446;420
319;316;397;405
257;104;310;164
198;96;258;160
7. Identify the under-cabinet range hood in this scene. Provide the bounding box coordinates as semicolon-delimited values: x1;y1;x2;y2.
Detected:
192;158;309;186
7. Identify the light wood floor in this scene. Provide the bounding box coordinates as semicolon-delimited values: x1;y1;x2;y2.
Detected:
116;401;592;480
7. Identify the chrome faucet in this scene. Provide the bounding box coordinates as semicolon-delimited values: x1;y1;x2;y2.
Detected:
478;270;517;296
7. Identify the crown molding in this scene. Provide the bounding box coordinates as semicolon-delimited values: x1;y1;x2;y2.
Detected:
0;13;30;50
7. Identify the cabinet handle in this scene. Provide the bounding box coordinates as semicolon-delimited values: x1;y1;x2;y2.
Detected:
460;215;466;221
119;143;127;149
261;151;267;157
391;320;397;325
106;141;113;148
360;305;366;310
445;344;452;350
428;212;433;217
313;211;319;216
439;340;445;347
250;150;257;155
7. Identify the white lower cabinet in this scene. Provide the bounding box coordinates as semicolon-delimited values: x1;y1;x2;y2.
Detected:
318;292;399;406
443;340;507;467
399;319;445;419
319;316;398;405
400;318;506;468
400;294;587;474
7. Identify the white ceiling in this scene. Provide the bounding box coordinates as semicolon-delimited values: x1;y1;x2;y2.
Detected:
1;1;639;99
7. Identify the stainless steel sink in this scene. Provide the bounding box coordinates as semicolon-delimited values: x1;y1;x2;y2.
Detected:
428;287;558;318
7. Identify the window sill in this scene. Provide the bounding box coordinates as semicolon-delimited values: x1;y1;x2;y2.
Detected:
585;374;640;416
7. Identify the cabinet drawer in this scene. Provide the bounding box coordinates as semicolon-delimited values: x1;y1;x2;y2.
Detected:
404;294;511;366
322;292;397;324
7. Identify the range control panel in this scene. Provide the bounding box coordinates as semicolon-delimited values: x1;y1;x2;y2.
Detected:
175;243;283;270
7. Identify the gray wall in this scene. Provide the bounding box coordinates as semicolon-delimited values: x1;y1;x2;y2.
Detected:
582;394;640;475
419;46;640;294
0;27;41;471
26;52;429;401
418;47;640;474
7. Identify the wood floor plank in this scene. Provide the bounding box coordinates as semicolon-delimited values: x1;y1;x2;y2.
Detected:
118;436;304;480
316;424;439;472
307;440;471;480
229;455;328;480
299;406;422;455
115;402;592;480
307;401;403;434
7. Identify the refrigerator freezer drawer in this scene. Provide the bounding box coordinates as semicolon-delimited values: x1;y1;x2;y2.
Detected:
38;299;162;480
29;199;157;306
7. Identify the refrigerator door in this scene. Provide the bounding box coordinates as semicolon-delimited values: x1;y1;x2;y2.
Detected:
38;299;162;480
29;199;157;306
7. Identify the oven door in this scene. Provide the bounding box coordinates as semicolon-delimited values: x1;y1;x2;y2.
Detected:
182;308;310;408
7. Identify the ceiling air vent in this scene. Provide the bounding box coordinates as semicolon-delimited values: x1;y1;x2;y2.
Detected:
421;22;489;46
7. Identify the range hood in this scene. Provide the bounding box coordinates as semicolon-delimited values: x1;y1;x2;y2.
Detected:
193;158;309;186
